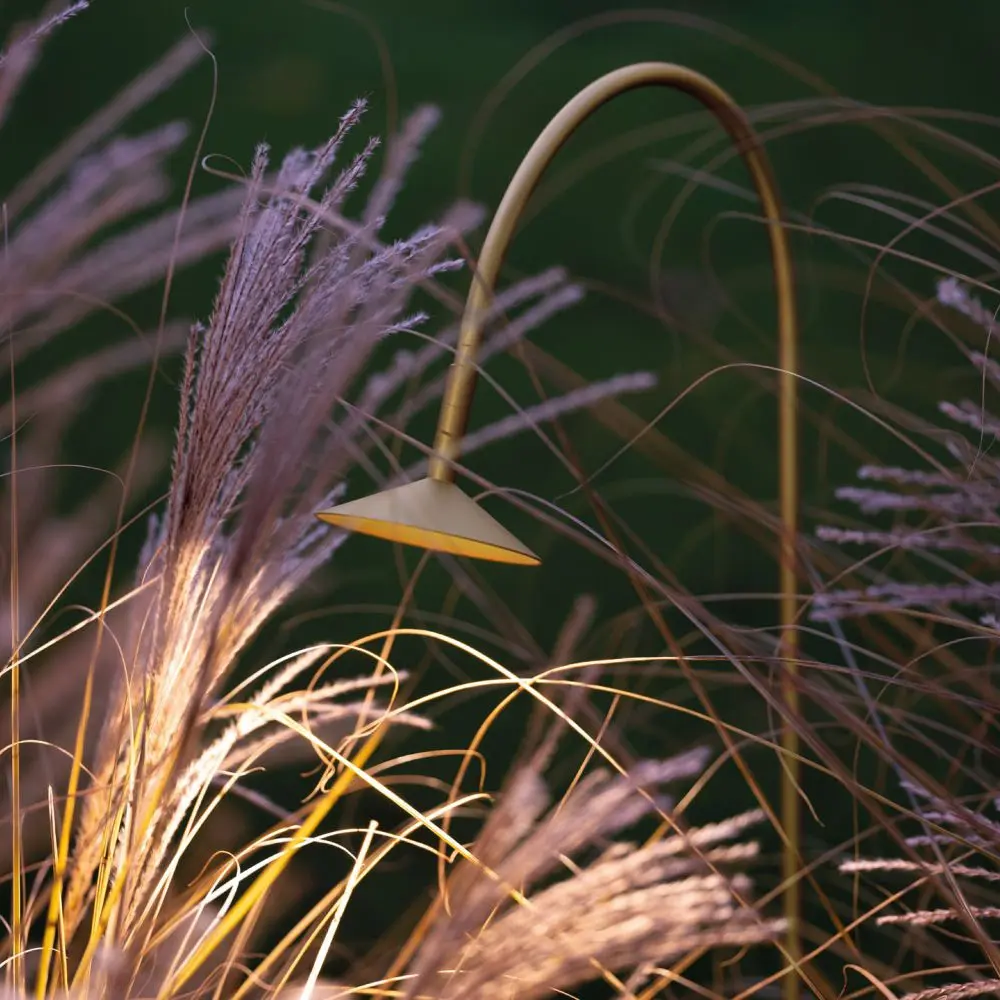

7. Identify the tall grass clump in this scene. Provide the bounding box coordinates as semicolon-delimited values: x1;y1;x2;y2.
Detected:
0;5;786;999
815;275;1000;1000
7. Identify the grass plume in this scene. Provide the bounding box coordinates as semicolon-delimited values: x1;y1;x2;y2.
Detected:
0;6;782;999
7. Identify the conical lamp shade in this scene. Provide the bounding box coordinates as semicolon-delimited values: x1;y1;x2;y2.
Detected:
315;478;540;566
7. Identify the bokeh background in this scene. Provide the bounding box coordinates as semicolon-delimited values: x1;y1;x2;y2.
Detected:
4;0;1000;987
10;0;995;617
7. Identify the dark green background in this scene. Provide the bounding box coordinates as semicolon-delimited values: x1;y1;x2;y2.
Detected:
5;0;998;987
11;0;995;612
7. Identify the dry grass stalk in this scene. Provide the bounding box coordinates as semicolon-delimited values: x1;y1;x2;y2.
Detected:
0;6;784;999
388;750;782;999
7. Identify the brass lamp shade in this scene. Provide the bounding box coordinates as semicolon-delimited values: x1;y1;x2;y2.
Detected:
315;478;540;566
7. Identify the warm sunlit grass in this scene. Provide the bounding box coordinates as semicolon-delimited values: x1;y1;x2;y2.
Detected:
2;4;999;1000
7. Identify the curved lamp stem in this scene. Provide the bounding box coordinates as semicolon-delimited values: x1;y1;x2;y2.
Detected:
429;63;797;502
318;62;802;988
443;63;801;983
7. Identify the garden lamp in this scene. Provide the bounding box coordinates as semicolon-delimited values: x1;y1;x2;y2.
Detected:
316;62;797;577
316;61;803;994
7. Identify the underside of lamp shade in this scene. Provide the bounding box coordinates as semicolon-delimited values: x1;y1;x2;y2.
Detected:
315;477;540;566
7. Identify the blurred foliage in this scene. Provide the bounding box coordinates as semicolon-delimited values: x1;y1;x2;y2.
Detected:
3;1;1000;983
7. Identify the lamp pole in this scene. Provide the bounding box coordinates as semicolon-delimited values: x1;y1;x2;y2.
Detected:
319;63;802;992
